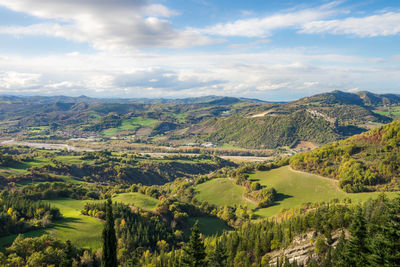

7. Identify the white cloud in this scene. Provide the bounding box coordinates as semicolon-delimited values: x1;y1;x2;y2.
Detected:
194;2;340;37
347;87;360;92
191;3;400;40
0;71;41;90
0;0;216;50
229;39;270;49
1;48;398;99
300;12;400;37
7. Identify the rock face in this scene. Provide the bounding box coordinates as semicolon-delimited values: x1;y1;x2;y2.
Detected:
267;230;346;266
268;231;317;266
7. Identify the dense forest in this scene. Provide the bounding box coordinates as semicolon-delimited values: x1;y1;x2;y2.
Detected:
1;195;399;266
0;194;61;237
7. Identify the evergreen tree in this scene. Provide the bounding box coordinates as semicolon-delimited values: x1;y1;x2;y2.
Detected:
332;230;347;266
321;247;333;267
60;240;74;267
208;240;227;267
343;207;369;266
183;221;207;267
102;199;117;267
368;198;400;265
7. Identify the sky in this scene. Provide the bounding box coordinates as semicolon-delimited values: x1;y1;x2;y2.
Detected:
0;0;399;101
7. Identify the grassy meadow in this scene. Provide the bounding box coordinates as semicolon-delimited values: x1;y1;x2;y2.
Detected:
195;178;255;208
195;166;400;218
0;192;161;250
0;198;104;250
112;192;160;210
186;217;231;237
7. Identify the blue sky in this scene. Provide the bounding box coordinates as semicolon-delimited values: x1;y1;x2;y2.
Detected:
0;0;399;100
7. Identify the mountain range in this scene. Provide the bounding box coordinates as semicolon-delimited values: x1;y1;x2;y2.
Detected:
1;90;399;149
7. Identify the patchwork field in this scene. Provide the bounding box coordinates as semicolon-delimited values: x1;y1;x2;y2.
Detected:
103;116;159;136
373;106;400;118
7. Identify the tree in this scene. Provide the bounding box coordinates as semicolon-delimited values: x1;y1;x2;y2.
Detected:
208;240;227;267
343;207;369;266
368;197;400;265
183;221;207;267
60;240;74;267
101;199;117;267
332;230;346;266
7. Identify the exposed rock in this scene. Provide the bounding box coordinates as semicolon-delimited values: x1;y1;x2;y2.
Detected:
267;230;347;266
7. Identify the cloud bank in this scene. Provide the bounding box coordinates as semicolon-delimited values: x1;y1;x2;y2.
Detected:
0;1;399;99
0;0;216;50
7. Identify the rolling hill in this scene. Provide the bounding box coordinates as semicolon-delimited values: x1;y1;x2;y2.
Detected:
290;118;400;192
1;90;399;149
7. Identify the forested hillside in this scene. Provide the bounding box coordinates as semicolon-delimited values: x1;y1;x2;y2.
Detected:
206;110;339;148
290;119;400;192
0;147;235;186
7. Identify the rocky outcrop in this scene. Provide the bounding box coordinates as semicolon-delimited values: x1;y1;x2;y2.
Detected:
268;230;347;266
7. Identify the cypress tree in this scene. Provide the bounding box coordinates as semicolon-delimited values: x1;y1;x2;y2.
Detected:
102;199;117;267
183;221;207;267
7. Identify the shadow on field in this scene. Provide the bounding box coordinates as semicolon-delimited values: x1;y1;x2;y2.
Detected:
275;193;293;202
261;193;293;208
51;217;81;229
251;193;294;219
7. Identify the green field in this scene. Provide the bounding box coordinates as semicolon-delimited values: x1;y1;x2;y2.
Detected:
0;192;161;249
0;193;225;250
0;156;86;185
16;175;84;186
195;178;255;208
373;106;400;118
0;157;53;176
186;217;231;237
103;117;159;136
163;112;187;123
195;166;400;218
219;143;244;149
252;166;400;217
0;198;104;250
54;155;91;165
112;192;160;210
